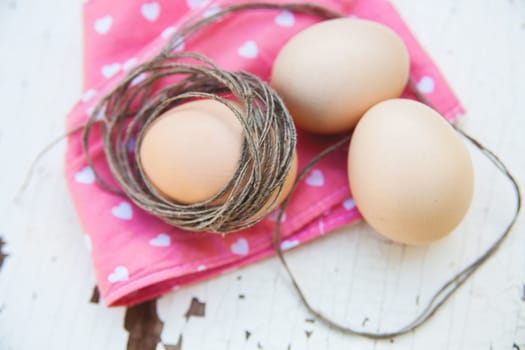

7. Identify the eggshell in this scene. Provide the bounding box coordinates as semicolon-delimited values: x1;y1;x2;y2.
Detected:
139;99;298;210
139;99;243;204
347;99;474;245
271;18;409;134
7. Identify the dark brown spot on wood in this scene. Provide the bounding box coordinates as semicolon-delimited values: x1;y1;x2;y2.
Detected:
512;343;520;350
238;294;245;300
244;330;251;340
305;318;315;323
390;339;395;343
164;335;183;350
361;317;369;326
0;236;8;270
124;299;164;350
236;275;242;280
287;345;291;350
184;297;206;320
90;286;100;304
305;330;313;338
257;341;263;349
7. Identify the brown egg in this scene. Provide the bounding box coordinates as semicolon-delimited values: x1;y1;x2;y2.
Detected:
139;99;298;211
271;18;409;134
347;99;474;245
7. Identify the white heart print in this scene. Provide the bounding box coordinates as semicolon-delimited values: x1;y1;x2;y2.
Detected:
141;2;160;22
86;104;106;121
127;137;136;153
94;15;112;34
197;265;207;271
203;5;221;18
187;0;211;9
74;166;95;184
108;266;129;283
81;89;96;103
231;238;249;255
122;57;138;71
171;39;185;52
306;169;325;187
237;41;258;59
281;240;299;250
417;76;435;94
343;198;355;210
102;63;121;78
131;73;147;86
275;11;295;27
112;202;133;220
267;209;286;222
161;26;176;39
149;233;171;247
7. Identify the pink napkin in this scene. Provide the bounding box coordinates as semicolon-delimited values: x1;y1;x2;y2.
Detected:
66;0;463;306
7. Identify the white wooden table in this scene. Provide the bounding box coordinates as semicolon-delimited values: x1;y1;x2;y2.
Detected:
1;0;524;349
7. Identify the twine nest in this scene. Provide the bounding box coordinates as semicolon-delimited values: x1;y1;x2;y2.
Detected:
83;52;296;233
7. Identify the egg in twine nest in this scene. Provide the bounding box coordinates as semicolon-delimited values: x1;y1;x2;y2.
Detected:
83;52;297;234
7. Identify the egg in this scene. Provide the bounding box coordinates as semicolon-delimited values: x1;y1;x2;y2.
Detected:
347;99;474;245
139;99;298;211
271;18;409;134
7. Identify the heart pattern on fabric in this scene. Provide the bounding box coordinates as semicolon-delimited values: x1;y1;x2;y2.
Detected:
231;238;249;255
161;26;176;38
75;166;95;184
417;76;435;94
197;265;207;271
237;41;258;58
94;16;112;34
101;63;121;78
122;57;138;71
203;5;221;18
108;266;129;282
149;233;171;247
343;198;356;210
81;89;96;103
267;209;286;222
281;240;299;250
112;202;133;220
86;105;107;121
131;73;147;86
306;169;325;187
141;2;161;22
187;0;210;9
171;39;185;52
275;10;295;27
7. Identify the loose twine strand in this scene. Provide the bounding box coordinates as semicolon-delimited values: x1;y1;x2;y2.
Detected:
16;1;522;340
273;81;522;339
